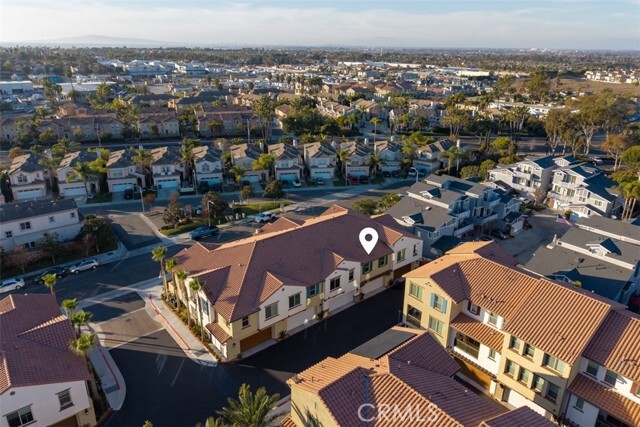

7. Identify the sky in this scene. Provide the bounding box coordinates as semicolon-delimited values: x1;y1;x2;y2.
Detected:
1;0;639;50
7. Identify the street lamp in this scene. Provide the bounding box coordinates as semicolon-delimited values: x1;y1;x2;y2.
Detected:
207;200;216;227
410;167;419;183
139;186;145;212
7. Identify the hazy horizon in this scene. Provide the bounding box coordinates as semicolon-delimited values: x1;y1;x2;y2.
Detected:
1;1;639;51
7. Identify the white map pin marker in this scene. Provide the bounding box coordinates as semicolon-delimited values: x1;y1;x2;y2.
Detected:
359;227;379;255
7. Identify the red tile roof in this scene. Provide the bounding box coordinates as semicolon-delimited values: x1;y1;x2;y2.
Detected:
451;313;505;351
176;206;417;322
568;374;640;427
205;323;231;344
0;294;90;394
583;310;640;383
480;406;555;427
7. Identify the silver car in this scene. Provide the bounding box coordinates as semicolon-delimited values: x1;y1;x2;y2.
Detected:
0;278;25;293
69;259;99;274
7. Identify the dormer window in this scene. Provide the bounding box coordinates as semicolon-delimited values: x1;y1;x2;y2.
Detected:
17;174;27;183
201;163;210;172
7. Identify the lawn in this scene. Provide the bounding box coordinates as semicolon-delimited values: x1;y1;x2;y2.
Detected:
160;220;205;236
235;200;293;215
86;193;113;204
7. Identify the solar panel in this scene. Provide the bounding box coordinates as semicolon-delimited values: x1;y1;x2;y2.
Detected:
351;329;416;360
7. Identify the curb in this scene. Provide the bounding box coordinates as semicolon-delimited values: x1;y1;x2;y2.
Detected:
147;293;191;351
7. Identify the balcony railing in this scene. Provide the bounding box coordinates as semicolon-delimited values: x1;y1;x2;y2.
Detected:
406;314;421;328
454;341;480;359
473;213;499;225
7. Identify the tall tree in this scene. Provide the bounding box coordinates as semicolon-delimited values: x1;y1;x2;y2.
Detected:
602;134;631;171
38;156;61;192
152;246;169;299
175;269;188;312
440;107;469;138
51;138;80;158
71;310;93;336
68;332;100;398
66;161;92;196
62;298;78;318
181;138;200;187
252;153;275;180
131;147;154;188
370;118;382;142
217;384;280;427
165;258;178;300
253;96;276;142
38;231;62;265
366;152;383;177
42;273;57;297
189;277;206;341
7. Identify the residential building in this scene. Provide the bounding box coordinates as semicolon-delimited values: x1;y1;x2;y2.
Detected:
303;142;337;180
173;205;423;360
413;139;454;174
230;143;265;183
576;216;640;246
488;156;559;201
339;140;372;178
374;140;403;173
524;221;640;304
402;241;631;422
194;105;257;136
150;146;182;190
192;145;223;187
0;294;96;427
0;198;83;251
5;153;48;201
283;325;553;427
106;149;140;193
387;175;521;256
548;162;622;219
137;113;180;139
56;150;98;197
269;142;303;181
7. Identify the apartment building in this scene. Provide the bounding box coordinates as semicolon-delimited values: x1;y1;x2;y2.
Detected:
268;142;303;181
548;162;622;219
303;142;337;180
402;241;632;423
525;220;640;304
5;153;47;201
283;325;553;427
174;205;423;360
489;156;560;201
0;294;97;427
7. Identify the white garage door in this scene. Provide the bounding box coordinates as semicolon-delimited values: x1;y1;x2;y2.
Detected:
311;171;332;179
505;388;547;416
349;169;369;177
16;188;44;200
326;291;353;313
112;183;133;192
156;179;178;188
278;172;297;180
244;174;260;183
286;307;316;331
63;185;87;196
362;276;385;296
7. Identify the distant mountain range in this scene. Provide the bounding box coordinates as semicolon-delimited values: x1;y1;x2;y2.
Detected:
0;34;185;47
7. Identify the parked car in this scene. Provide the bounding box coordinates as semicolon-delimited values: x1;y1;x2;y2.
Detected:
315;177;325;186
255;212;277;223
489;229;509;240
199;181;210;193
407;170;417;177
36;267;68;283
589;156;603;165
391;170;400;178
69;259;99;274
0;278;25;294
479;236;495;242
189;225;220;240
359;175;370;184
241;180;251;187
211;184;223;192
417;169;428;178
382;171;391;178
292;178;302;187
280;180;292;189
124;189;134;200
348;176;360;185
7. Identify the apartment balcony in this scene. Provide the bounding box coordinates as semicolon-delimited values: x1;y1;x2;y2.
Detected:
452;210;471;220
454;341;480;359
405;314;421;328
473;213;499;226
454;219;474;237
484;198;500;209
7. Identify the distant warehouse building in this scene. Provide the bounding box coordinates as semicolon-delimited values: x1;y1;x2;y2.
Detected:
0;81;34;95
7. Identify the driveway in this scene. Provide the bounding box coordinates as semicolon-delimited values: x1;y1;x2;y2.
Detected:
108;212;161;250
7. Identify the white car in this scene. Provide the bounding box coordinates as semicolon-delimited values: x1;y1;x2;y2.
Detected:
255;212;277;223
0;278;25;293
292;178;302;187
589;156;603;164
69;259;99;274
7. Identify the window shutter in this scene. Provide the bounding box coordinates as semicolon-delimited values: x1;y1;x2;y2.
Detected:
430;293;435;308
441;298;447;314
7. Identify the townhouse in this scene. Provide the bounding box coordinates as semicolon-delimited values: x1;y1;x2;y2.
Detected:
0;115;25;142
0;294;97;427
374;140;403;174
548;162;622;219
192;145;223;188
137;111;180;139
317;100;356;119
302;141;337;180
230;143;265;183
488;156;560;202
413;139;454;175
57;150;99;197
149;146;182;190
351;98;384;121
524;220;640;304
105;149;140;193
339;140;372;178
402;241;633;423
194;105;257;137
387;175;521;256
268;142;303;181
0;198;83;251
284;325;554;427
173;206;423;360
5;153;48;201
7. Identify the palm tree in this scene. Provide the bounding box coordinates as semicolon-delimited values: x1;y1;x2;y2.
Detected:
181;140;198;187
68;332;100;398
252;154;275;181
71;310;93;336
66;161;92;197
218;384;280;427
51;138;81;158
440;146;463;175
62;298;78;317
370;118;382;142
189;277;206;341
336;149;350;183
38;156;61;193
131;147;154;188
42;273;57;297
175;270;189;318
229;165;246;183
366;152;384;177
196;417;226;427
620;181;640;220
152;246;169;299
402;140;417;171
165;258;178;302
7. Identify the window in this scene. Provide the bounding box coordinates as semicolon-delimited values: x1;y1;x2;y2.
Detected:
488;349;497;361
377;255;388;268
200;298;210;316
307;284;320;298
329;277;341;292
70;212;76;218
397;248;406;262
545;382;560;403
5;231;12;238
289;293;301;309
348;268;355;282
5;406;34;427
49;216;55;223
201;163;210;172
265;302;278;319
19;222;31;231
467;301;480;315
409;282;423;301
523;343;535;358
58;389;73;409
518;367;531;384
504;359;517;377
488;312;499;328
586;360;599;377
509;336;521;350
634;383;640;397
532;374;545;392
543;354;565;374
242;317;250;328
604;369;618;386
428;316;443;336
24;241;36;249
574;397;585;412
431;293;447;313
361;262;373;274
413;244;419;256
17;174;27;183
